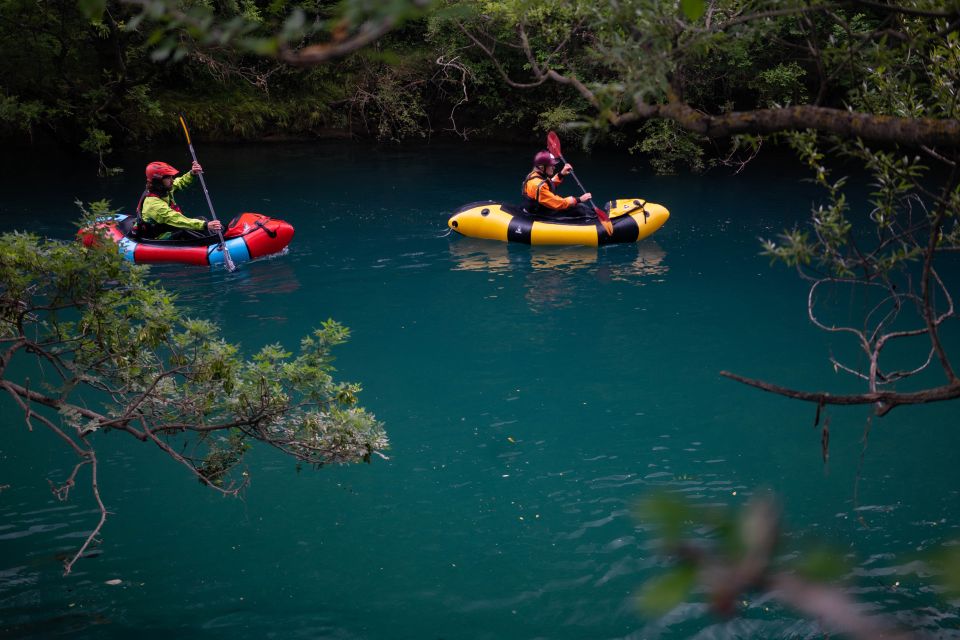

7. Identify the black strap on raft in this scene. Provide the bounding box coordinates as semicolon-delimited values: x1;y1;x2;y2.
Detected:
617;199;649;222
254;219;277;238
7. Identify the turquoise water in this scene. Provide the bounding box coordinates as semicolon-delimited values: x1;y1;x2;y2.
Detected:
1;142;958;638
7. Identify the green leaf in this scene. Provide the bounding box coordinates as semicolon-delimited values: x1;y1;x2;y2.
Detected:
636;565;697;616
241;37;279;56
281;8;305;39
680;0;706;22
934;544;960;596
637;493;694;545
429;3;477;22
78;0;107;20
361;48;402;65
125;13;145;31
150;45;174;62
795;547;850;582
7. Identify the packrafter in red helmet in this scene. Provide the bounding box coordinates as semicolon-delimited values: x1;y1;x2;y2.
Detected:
521;149;591;215
532;150;557;167
145;161;179;181
136;159;222;240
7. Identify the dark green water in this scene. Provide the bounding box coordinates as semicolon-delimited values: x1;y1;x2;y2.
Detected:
1;142;958;639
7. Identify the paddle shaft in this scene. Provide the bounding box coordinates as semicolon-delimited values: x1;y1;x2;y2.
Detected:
556;155;611;223
560;161;600;211
179;116;235;270
186;147;225;236
545;131;613;234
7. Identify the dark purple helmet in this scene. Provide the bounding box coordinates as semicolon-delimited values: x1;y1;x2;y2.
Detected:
533;150;558;167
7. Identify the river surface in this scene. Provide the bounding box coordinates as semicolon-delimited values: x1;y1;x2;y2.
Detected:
1;141;958;639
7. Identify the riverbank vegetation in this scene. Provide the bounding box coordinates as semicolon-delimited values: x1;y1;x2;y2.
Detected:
5;0;913;172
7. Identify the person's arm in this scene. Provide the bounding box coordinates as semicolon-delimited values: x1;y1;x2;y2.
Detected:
141;196;207;231
171;171;194;193
526;179;577;210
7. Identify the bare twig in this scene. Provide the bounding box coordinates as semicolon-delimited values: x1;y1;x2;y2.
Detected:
62;452;107;575
144;427;246;496
433;54;475;140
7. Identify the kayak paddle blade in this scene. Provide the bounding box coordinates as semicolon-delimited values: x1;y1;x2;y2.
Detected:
594;206;614;236
547;131;562;158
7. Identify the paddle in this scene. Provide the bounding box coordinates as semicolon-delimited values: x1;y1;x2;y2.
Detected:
178;115;236;272
546;131;614;236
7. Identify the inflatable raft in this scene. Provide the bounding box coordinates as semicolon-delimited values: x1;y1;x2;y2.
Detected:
79;212;294;266
448;198;669;246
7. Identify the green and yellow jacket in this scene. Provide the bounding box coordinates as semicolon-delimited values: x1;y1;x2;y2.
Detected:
137;173;206;237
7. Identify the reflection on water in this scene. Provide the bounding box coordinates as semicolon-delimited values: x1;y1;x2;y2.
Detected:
524;271;575;312
612;241;668;280
143;256;301;324
448;238;514;272
448;238;670;313
448;238;669;280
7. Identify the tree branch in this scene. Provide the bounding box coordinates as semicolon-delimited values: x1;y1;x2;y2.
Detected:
59;453;108;576
143;426;246;496
719;370;960;416
919;167;960;382
639;102;960;148
853;0;959;19
454;21;551;89
465;22;960;147
279;17;397;66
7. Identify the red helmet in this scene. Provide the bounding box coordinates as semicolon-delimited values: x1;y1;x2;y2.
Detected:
145;161;179;181
533;150;558;167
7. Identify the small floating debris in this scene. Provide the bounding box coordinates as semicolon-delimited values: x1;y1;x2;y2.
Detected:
104;579;122;586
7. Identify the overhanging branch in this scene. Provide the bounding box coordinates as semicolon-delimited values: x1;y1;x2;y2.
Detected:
460;17;960;147
720;370;960;416
646;102;960;148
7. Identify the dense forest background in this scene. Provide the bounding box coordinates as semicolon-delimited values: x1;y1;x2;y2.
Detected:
0;0;834;175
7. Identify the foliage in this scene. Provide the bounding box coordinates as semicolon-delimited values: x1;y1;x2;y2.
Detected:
0;0;451;165
637;491;960;639
8;0;960;174
80;127;123;177
535;104;582;136
0;201;387;572
751;62;808;107
632;119;706;175
4;0;866;167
